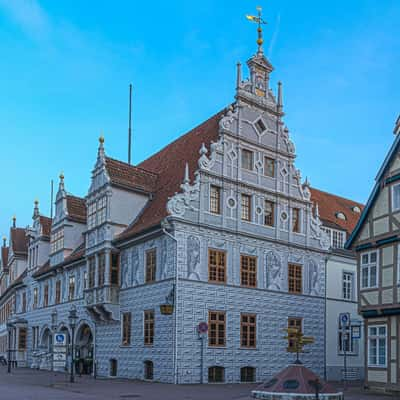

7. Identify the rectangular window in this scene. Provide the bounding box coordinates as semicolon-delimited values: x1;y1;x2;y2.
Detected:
88;202;97;229
22;292;26;313
241;149;254;171
68;275;75;301
208;249;226;283
210;185;221;214
292;208;300;233
33;287;38;309
88;257;95;289
50;229;64;254
43;284;49;307
98;253;105;287
55;280;61;304
392;183;400;211
288;318;302;350
368;325;387;367
84;270;88;289
145;249;157;283
97;196;107;225
18;328;27;351
264;200;275;227
240;255;257;287
342;272;353;300
332;230;346;249
121;312;132;346
361;251;378;289
110;253;120;285
241;194;252;221
288;264;302;294
208;311;226;347
264;157;275;177
241;313;256;348
144;310;155;346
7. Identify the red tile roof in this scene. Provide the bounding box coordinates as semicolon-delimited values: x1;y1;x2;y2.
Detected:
310;187;364;235
117;109;225;241
105;157;158;193
10;228;28;256
66;195;87;223
39;216;52;238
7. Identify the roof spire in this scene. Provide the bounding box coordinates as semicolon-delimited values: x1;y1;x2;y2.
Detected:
184;162;190;185
246;6;267;55
277;81;283;113
12;215;16;228
236;62;242;89
59;172;65;191
33;199;40;219
2;236;6;247
98;134;106;163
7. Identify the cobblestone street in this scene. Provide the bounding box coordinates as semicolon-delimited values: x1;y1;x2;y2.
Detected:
0;367;392;400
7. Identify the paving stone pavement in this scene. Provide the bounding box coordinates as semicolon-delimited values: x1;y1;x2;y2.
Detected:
0;367;392;400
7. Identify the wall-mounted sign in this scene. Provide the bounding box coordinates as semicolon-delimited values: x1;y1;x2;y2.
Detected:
198;322;208;334
339;313;350;329
54;333;67;346
351;325;361;339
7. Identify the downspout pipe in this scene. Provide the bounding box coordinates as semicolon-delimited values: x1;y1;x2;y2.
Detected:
162;220;179;384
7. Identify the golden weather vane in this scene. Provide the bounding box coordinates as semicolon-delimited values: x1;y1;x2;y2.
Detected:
283;327;315;364
246;6;267;53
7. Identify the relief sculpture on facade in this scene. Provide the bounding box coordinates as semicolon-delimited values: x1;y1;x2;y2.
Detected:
131;248;139;286
187;235;201;280
308;259;321;296
266;251;282;290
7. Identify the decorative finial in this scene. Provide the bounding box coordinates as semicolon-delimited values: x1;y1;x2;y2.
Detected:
99;135;105;144
12;215;16;228
236;62;242;89
184;163;190;185
59;172;64;181
34;199;39;205
33;199;40;219
246;6;267;55
2;236;6;247
277;81;283;112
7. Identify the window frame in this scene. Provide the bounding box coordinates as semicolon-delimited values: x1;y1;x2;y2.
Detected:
338;325;356;355
43;284;49;307
392;183;400;212
68;275;75;301
264;156;275;178
145;249;157;283
360;251;378;289
144;309;155;346
208;366;225;383
288;263;302;294
55;280;61;304
208;249;226;284
264;200;275;227
241;194;252;222
241;149;254;171
121;312;132;346
240;313;257;349
240;255;257;288
342;271;353;301
208;310;226;347
368;325;387;368
210;185;222;215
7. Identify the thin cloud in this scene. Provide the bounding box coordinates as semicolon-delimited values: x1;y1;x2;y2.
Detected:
268;13;281;58
0;0;51;40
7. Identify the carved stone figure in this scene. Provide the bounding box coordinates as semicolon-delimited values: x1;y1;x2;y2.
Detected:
160;239;169;280
121;252;129;288
266;251;282;290
131;248;139;286
187;235;200;280
308;260;321;296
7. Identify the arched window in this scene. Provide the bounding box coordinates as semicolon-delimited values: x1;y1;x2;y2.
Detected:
240;366;256;382
144;360;153;380
208;366;225;383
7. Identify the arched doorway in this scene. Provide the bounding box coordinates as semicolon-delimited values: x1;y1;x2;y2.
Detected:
40;328;52;352
75;323;94;375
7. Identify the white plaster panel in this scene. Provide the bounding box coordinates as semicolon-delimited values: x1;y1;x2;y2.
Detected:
373;187;388;218
368;369;387;383
373;217;389;236
382;267;394;287
382;289;393;304
363;291;379;305
382;246;394;266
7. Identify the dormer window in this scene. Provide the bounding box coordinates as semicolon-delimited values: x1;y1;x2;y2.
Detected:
50;229;64;254
336;212;347;221
352;206;361;213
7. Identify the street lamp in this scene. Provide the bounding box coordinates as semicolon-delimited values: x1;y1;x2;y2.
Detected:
68;306;78;383
6;322;13;373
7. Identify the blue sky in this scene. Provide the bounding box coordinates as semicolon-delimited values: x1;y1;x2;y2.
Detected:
0;0;399;238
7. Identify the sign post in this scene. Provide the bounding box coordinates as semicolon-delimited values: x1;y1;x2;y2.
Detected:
197;322;208;384
339;313;350;388
53;333;67;372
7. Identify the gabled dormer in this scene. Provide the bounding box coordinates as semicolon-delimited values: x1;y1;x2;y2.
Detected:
26;200;52;273
86;137;158;250
50;174;86;266
7;217;28;283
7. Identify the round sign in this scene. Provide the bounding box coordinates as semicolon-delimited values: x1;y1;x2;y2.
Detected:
198;322;208;334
